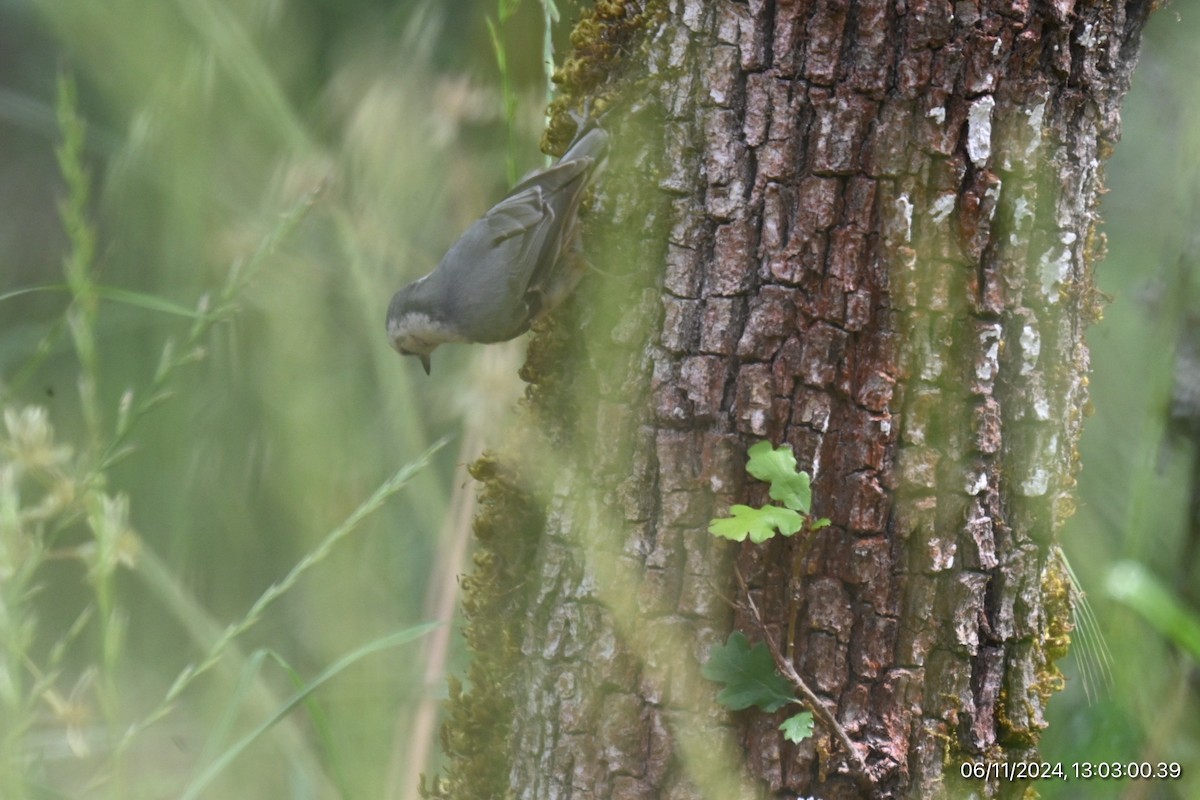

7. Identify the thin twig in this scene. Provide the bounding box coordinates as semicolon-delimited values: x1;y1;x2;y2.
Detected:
733;565;873;790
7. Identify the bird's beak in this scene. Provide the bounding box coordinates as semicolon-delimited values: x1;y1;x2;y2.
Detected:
419;353;431;375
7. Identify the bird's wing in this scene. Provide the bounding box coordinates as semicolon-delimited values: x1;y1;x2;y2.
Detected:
474;145;602;330
484;186;549;243
509;160;596;298
479;186;563;315
508;153;595;199
485;187;558;285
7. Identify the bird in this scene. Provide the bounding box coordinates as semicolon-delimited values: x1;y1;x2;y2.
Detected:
386;122;609;374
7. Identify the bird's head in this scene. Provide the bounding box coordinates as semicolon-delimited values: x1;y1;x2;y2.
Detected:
385;281;452;375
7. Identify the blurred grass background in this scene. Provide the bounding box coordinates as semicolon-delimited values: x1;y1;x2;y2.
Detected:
1;1;570;797
1;0;1198;798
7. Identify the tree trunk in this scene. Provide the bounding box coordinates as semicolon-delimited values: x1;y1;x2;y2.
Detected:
425;1;1154;798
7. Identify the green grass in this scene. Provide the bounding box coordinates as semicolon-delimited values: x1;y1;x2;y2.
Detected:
1;1;562;796
1;69;452;798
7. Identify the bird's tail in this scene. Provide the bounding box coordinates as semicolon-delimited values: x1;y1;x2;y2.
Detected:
560;124;609;173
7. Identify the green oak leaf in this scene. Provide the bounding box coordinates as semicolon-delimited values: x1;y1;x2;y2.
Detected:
746;441;812;513
779;711;814;743
708;504;804;543
701;632;797;712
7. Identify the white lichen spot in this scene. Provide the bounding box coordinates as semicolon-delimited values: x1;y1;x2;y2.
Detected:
1024;102;1046;159
1078;22;1097;47
1033;394;1051;420
927;106;946;125
1019;324;1040;375
1021;469;1050;496
976;324;1002;382
1009;195;1035;246
1039;231;1077;300
920;346;944;382
954;595;979;652
978;343;1000;381
667;26;690;70
1013;196;1033;228
815;110;835;154
929;538;956;571
879;417;892;436
966;95;995;167
984;180;1002;221
1040;248;1071;299
808;409;830;479
895;194;914;243
966;470;988;496
1020;430;1059;494
931;192;957;224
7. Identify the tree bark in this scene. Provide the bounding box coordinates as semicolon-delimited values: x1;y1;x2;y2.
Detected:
426;1;1154;798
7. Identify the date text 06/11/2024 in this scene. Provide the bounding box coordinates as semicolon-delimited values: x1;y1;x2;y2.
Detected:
960;760;1183;782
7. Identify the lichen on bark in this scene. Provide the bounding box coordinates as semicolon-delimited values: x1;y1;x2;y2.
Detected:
421;455;544;799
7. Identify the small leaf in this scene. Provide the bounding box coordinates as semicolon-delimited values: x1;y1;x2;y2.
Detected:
708;504;804;544
746;441;812;513
810;517;832;531
701;632;797;713
780;711;814;743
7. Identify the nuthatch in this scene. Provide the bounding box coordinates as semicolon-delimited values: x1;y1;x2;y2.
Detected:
386;122;609;374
